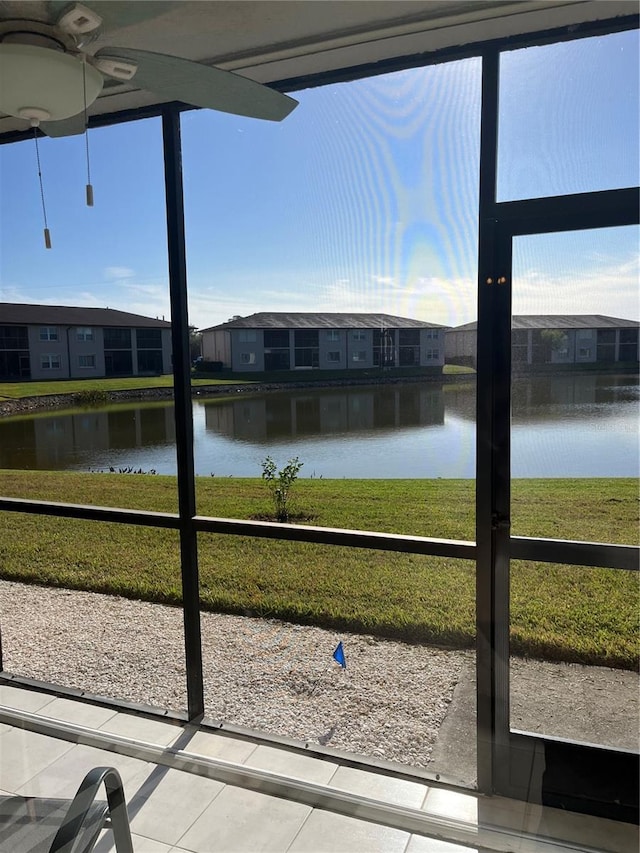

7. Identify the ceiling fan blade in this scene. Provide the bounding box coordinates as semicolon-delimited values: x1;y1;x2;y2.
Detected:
40;113;87;137
48;1;176;29
94;47;298;122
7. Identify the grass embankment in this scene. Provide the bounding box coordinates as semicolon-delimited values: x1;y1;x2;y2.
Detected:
0;376;248;399
196;364;474;383
0;473;637;669
0;364;473;400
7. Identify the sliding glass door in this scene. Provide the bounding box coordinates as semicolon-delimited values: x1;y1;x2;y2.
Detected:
484;203;639;820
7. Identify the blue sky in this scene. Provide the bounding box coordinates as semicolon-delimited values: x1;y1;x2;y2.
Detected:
0;29;638;330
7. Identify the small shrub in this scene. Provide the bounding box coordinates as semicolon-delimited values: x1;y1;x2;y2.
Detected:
261;456;303;522
194;360;223;373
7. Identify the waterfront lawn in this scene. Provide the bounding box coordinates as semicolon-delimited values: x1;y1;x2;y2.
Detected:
0;364;473;399
197;364;474;382
0;376;248;399
0;472;637;669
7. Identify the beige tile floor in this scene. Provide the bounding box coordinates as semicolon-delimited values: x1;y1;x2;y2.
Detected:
0;685;637;853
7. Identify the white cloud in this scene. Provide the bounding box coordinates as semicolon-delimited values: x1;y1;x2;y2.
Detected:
184;269;479;329
513;256;640;320
0;284;38;304
92;249;637;331
104;266;135;281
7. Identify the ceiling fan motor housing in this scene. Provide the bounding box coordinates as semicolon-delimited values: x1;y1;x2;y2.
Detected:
56;3;103;36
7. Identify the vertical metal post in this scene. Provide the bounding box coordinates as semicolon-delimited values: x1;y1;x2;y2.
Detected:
162;105;204;721
476;47;511;794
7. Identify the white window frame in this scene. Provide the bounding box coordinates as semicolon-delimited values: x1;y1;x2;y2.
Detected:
239;330;257;343
426;348;440;360
41;353;61;370
352;351;367;362
327;330;340;342
352;330;366;341
240;351;256;364
578;346;592;358
76;327;94;342
78;354;96;369
327;351;341;362
39;326;58;341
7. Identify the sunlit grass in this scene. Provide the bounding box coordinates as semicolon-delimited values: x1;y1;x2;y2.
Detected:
0;472;636;668
0;364;473;399
0;376;248;399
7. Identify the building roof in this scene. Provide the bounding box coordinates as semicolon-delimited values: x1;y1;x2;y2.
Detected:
201;312;446;332
448;315;640;332
0;303;171;328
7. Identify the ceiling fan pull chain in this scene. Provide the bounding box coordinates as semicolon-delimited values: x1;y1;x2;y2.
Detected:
82;59;94;207
33;128;51;249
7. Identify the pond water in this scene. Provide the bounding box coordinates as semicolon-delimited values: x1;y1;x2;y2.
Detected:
0;373;637;479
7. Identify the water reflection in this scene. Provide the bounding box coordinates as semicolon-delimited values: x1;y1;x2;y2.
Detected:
0;374;637;477
512;373;640;420
0;405;175;471
204;385;445;442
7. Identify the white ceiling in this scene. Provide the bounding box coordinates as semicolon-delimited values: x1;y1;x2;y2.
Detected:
0;0;636;136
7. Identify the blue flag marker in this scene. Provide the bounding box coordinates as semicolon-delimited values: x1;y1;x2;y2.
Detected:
333;641;346;669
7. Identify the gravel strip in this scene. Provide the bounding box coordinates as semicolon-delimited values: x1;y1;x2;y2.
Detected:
0;580;469;767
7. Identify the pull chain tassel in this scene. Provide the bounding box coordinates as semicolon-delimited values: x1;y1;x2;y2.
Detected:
83;59;94;207
33;127;51;249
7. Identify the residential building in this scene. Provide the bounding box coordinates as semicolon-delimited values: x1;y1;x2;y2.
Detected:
445;315;640;370
0;303;172;380
200;312;447;372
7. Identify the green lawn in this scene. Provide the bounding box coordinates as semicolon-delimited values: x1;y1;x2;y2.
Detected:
0;472;637;669
195;364;474;382
0;376;248;399
0;364;473;400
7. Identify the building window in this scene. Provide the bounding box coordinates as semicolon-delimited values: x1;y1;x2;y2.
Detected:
426;348;440;360
39;326;58;341
263;330;289;370
78;354;96;368
41;354;61;369
136;329;162;348
239;330;257;343
398;329;419;366
263;330;288;348
240;352;256;364
328;351;341;362
578;347;591;358
294;329;319;368
352;330;366;341
135;329;163;374
327;330;340;342
596;328;616;362
138;351;163;373
425;329;439;340
512;329;529;365
352;351;367;362
103;328;131;349
0;326;28;349
619;327;639;362
76;327;94;341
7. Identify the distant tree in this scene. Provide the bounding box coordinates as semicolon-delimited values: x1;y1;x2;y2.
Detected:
189;326;202;362
540;329;568;352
